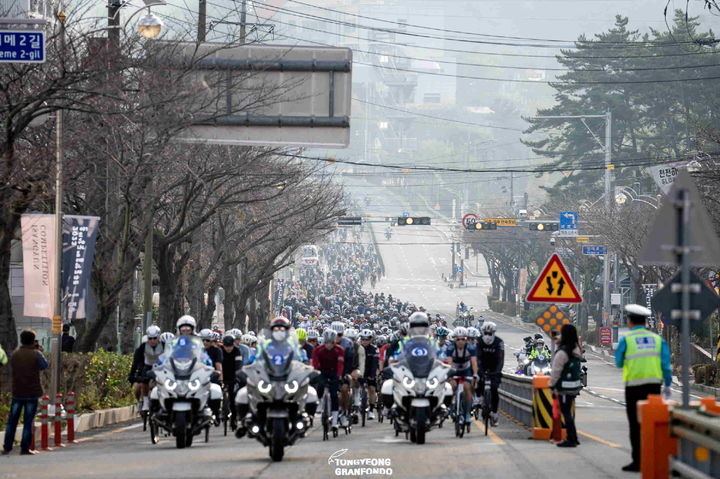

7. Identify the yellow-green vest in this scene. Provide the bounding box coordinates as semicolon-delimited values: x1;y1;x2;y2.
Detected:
622;329;663;386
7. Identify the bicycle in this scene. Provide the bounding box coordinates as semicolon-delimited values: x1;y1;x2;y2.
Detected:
451;375;472;438
221;387;232;437
479;373;494;436
320;388;336;441
354;379;369;427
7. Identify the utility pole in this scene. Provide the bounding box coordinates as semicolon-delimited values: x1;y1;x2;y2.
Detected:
602;111;612;329
198;0;206;41
509;171;514;209
240;0;247;43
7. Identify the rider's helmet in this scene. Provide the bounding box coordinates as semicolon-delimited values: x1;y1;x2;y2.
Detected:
453;326;468;339
159;332;175;345
375;335;387;346
408;312;430;337
199;328;214;341
467;327;480;340
296;328;307;342
307;329;319;341
330;321;345;335
360;329;374;340
345;328;359;341
241;334;255;346
399;322;410;336
534;333;543;340
322;328;338;344
480;321;497;335
270;316;291;330
211;331;221;342
176;315;196;333
146;325;161;339
436;326;449;338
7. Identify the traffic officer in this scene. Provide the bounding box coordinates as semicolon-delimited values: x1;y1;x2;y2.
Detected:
615;304;672;473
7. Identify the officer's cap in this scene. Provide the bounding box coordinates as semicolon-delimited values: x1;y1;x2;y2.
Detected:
625;304;651;318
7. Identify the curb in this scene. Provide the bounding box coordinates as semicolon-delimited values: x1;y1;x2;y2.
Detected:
0;404;137;445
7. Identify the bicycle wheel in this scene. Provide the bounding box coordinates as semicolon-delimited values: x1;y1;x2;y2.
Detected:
360;388;368;427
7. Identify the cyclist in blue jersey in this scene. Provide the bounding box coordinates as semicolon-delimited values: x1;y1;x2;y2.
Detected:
444;326;478;424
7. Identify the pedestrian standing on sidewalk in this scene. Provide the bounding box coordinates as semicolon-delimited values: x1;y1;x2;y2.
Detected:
615;304;672;473
550;323;584;448
2;330;48;456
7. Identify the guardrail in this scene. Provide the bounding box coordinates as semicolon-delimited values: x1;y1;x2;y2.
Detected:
499;372;534;427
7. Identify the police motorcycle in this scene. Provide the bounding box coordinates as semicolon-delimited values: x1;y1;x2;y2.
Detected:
383;336;451;445
147;336;220;448
236;340;317;461
524;350;552;376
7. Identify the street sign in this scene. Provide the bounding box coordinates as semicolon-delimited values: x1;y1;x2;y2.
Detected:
461;213;479;228
652;270;720;324
582;245;606;255
0;31;45;63
337;216;362;226
575;236;591;243
558;211;578;237
641;170;720;267
534;304;571;333
526;253;582;303
599;327;612;346
484;218;517;226
454;266;463;274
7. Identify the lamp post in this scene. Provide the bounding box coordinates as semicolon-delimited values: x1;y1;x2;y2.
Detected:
528;111;612;327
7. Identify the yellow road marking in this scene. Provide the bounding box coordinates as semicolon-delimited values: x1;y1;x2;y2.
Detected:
578;430;622;448
473;419;506;445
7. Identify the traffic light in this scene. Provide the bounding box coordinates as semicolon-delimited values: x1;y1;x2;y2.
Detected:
397;216;431;226
529;222;559;231
465;221;497;231
337;216;362;226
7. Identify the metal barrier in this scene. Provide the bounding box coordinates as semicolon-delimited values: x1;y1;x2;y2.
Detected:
669;400;720;478
498;372;534;427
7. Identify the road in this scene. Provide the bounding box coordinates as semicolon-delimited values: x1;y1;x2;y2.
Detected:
2;187;682;478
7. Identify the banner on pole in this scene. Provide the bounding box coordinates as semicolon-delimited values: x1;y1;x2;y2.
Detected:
61;216;100;320
21;214;57;318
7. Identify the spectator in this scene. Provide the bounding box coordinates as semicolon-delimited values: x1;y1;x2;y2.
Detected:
550;324;584;448
61;323;75;353
2;329;48;456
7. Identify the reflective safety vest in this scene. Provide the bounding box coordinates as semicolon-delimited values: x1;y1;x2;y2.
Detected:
622;329;663;386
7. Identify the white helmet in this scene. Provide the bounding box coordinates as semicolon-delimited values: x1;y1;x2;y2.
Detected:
330;321;345;334
176;315;197;332
453;326;468;338
360;329;374;339
199;328;213;340
241;334;255;346
159;332;175;344
307;329;320;340
211;331;221;341
323;328;338;344
480;321;497;334
146;325;161;338
345;328;359;340
467;327;480;339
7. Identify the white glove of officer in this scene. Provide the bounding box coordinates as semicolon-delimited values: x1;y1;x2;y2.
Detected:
662;386;672;401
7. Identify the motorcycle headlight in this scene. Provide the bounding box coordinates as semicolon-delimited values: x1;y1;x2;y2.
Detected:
164;378;177;391
284;380;299;394
402;376;415;389
425;377;439;389
188;378;201;391
258;380;272;394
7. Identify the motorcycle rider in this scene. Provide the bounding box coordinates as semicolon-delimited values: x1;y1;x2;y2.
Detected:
311;329;345;432
444;326;478;424
359;329;379;420
529;335;551;360
475;321;504;426
176;315;198;337
200;328;224;424
128;325;164;413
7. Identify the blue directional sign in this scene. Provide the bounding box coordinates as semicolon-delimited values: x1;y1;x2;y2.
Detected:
582;245;606;256
0;31;45;63
402;211;410;218
454;266;463;274
559;211;578;230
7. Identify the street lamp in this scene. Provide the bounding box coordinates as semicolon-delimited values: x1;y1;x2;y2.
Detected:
137;11;163;39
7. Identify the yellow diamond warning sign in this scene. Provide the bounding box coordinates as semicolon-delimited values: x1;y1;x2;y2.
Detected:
535;305;572;333
526;253;582;303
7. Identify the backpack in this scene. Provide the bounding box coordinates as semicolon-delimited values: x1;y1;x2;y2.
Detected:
557;347;584;394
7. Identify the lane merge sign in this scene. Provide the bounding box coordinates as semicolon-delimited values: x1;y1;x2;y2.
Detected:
526;253;582;303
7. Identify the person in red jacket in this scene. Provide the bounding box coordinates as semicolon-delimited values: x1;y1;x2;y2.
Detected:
312;329;345;431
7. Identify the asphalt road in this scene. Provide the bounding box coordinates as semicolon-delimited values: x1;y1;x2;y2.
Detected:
1;186;687;478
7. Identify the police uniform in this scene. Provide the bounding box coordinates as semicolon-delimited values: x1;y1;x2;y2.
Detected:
615;304;672;471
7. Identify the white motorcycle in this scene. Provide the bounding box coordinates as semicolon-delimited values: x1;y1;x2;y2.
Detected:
525;352;552;376
237;341;316;461
148;336;220;448
385;337;451;444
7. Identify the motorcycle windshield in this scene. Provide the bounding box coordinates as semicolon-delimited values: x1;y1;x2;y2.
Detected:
262;341;295;379
402;337;436;378
169;336;203;376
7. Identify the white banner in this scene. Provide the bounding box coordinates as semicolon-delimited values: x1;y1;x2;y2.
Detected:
21;214;57;318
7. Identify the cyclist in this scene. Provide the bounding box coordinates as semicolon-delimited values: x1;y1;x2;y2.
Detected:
200;328;224;424
476;321;504;426
330;321;355;428
311;329;345;432
221;333;247;430
128;325;164;414
444;326;478;424
296;328;313;364
306;329;319;353
436;326;450;356
467;327;480;347
359;329;379;420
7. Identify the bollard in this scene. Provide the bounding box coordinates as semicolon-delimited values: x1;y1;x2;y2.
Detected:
698;397;720;416
639;394;676;479
66;392;77;443
54;393;65;448
531;374;552;440
40;395;50;451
